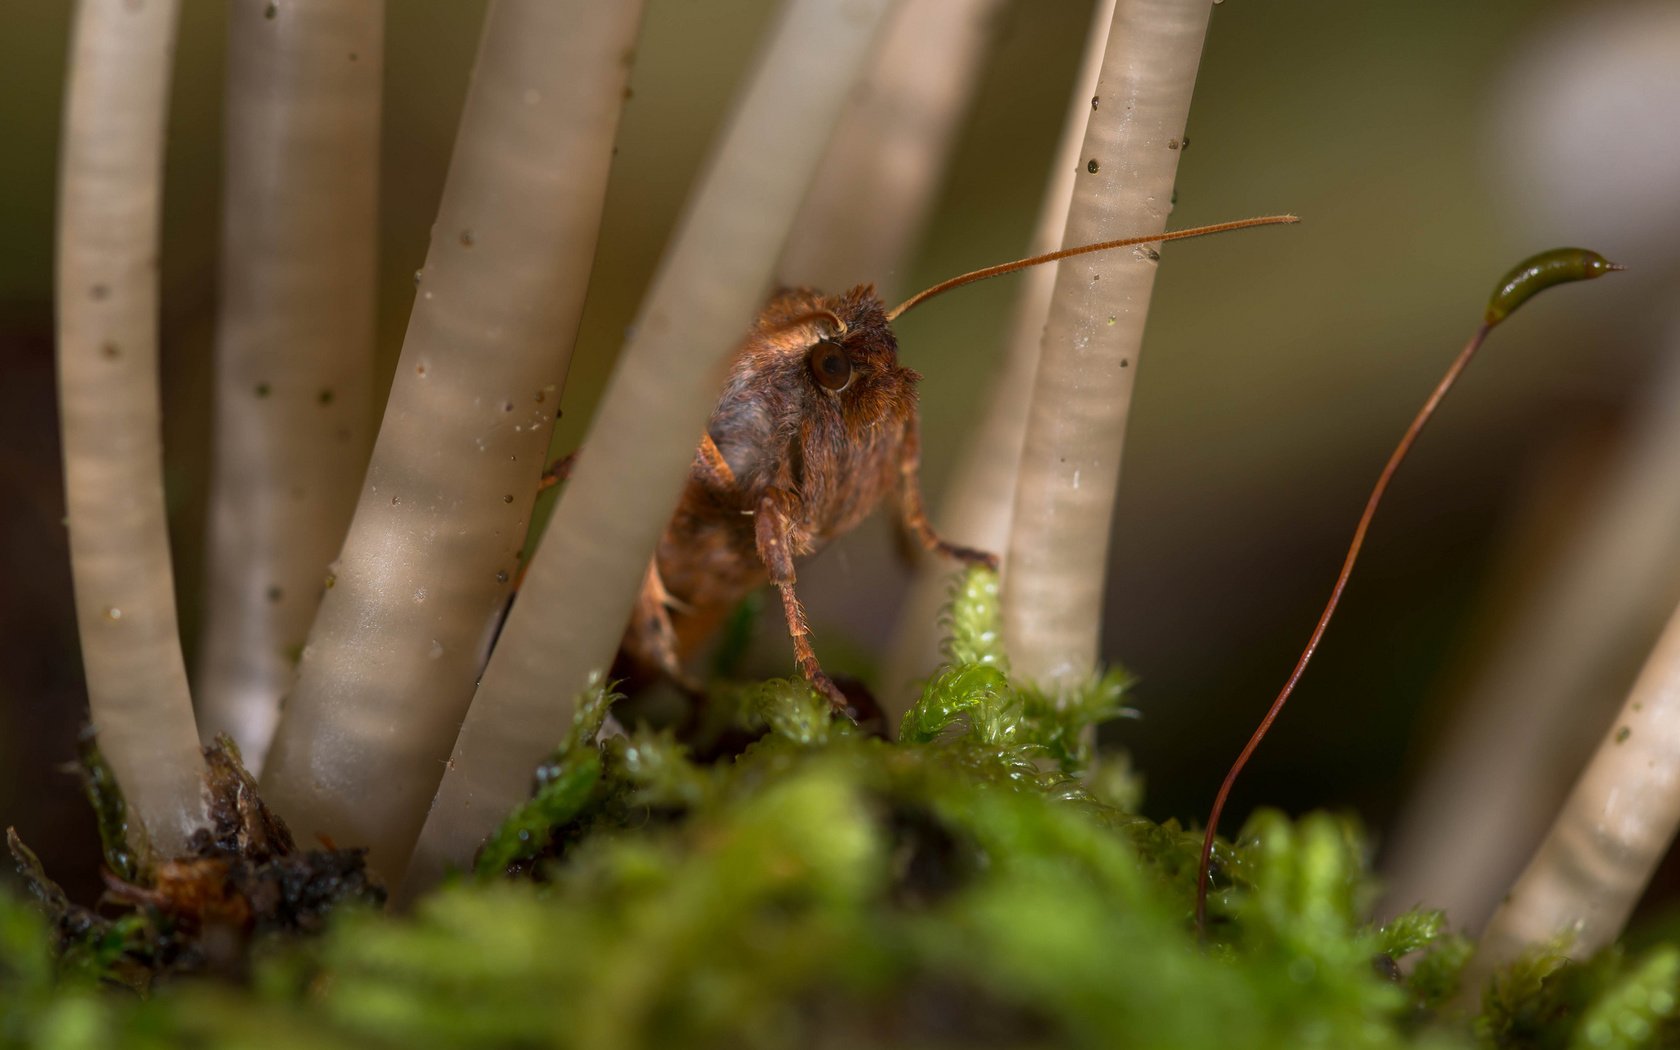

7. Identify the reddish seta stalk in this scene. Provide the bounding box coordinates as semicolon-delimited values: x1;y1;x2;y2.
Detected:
1194;248;1624;935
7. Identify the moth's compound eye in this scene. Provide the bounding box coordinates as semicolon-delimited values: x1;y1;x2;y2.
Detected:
808;338;853;393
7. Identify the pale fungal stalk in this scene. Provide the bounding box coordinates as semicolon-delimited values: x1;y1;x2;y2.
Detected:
1001;0;1213;693
196;0;383;772
777;0;1004;296
260;0;642;883
55;0;205;857
404;0;895;893
1381;340;1680;930
1468;596;1680;987
882;0;1119;720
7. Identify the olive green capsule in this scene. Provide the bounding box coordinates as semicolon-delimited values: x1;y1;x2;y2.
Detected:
1485;248;1624;327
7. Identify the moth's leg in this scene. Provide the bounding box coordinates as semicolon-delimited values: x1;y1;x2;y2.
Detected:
695;432;738;492
628;558;700;692
755;491;848;712
897;419;999;570
506;451;580;593
537;450;579;493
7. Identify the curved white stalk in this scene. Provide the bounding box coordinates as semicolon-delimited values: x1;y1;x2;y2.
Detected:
1469;595;1680;988
55;0;205;857
260;0;642;883
195;0;383;772
404;0;895;895
1001;0;1213;693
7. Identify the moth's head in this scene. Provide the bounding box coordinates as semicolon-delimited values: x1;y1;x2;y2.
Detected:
751;284;919;412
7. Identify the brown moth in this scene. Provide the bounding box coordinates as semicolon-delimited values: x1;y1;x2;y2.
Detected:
544;216;1296;713
619;283;994;713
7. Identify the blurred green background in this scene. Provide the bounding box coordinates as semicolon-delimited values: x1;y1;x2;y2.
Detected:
2;0;1676;915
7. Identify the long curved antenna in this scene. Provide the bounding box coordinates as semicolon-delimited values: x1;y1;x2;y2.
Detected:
885;214;1298;322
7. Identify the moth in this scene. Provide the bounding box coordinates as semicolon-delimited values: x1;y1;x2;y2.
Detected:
618;283;993;713
545;217;1296;713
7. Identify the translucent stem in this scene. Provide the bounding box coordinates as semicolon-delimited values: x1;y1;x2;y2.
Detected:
404;0;894;895
195;0;383;772
1468;596;1680;986
55;0;205;857
881;0;1119;720
1000;0;1212;692
260;0;642;883
776;0;1004;297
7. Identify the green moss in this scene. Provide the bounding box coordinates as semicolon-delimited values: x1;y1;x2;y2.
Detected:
6;567;1680;1048
75;732;151;885
1478;940;1680;1050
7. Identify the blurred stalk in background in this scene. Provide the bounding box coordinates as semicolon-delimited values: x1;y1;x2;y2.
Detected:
883;0;1118;722
777;0;1004;298
195;0;383;771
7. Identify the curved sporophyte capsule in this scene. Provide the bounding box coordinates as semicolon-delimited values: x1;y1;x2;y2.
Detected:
1485;248;1624;328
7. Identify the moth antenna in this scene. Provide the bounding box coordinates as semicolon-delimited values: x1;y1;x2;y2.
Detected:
1192;247;1625;937
768;308;847;339
884;214;1299;322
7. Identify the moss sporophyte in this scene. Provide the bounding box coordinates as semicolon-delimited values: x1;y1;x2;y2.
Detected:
10;566;1680;1049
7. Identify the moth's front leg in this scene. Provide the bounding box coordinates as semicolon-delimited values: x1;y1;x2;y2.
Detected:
625;558;699;694
897;417;998;570
755;489;847;712
537;450;578;493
